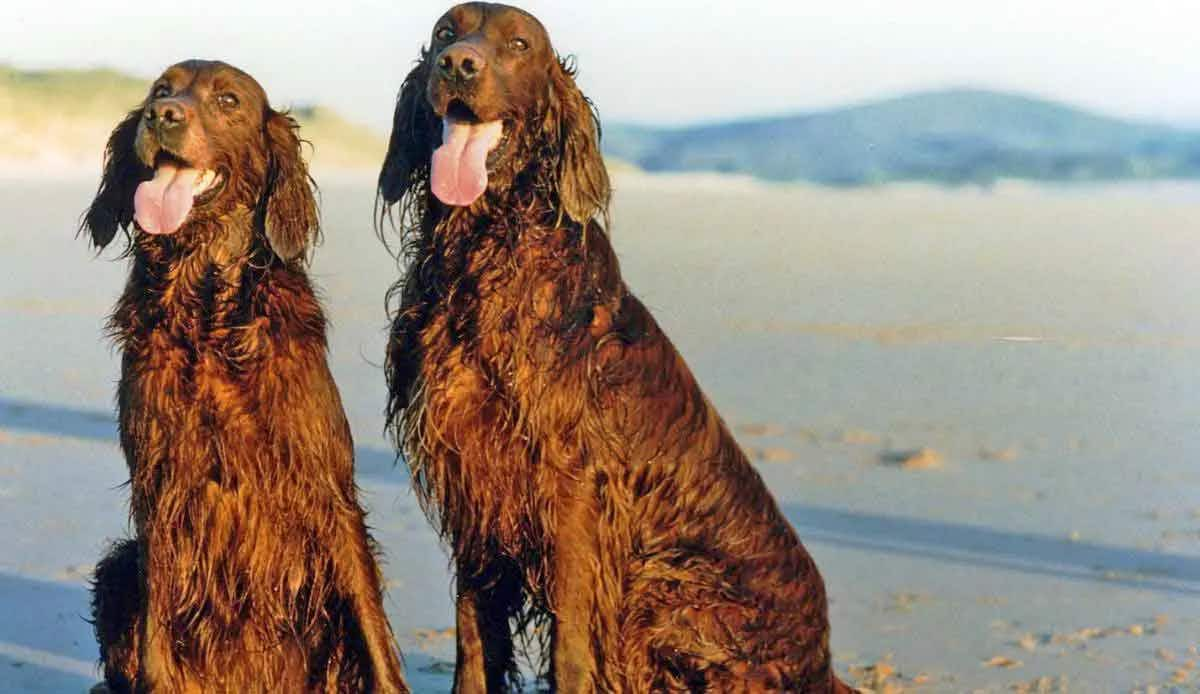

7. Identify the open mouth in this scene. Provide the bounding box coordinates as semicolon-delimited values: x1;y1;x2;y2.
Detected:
444;98;480;123
430;98;509;207
133;150;223;236
442;99;512;168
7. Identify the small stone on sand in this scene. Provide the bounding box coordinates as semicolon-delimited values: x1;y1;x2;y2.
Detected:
980;445;1020;461
752;446;795;463
418;660;455;675
736;423;784;437
880;448;943;470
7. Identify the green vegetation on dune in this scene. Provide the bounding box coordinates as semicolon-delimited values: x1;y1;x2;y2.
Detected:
0;65;146;115
603;89;1200;185
0;67;148;163
287;105;388;170
0;64;634;175
0;65;386;170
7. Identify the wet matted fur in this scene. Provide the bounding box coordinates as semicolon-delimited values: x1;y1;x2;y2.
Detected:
378;4;852;692
81;60;408;693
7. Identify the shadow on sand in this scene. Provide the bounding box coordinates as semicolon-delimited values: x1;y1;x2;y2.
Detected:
0;571;454;693
0;395;404;481
4;396;1198;598
784;504;1200;598
0;572;98;691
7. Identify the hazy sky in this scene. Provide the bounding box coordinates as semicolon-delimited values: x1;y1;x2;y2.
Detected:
4;0;1198;132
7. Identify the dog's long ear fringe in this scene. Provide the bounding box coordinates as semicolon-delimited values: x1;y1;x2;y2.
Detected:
376;54;437;256
544;55;611;229
261;110;320;262
80;108;146;252
379;56;436;208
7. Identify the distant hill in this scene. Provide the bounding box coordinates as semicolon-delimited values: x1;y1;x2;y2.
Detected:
8;68;1200;186
602;89;1200;185
0;65;386;172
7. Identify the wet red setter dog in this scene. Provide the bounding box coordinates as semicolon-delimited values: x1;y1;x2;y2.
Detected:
378;4;852;692
81;60;408;693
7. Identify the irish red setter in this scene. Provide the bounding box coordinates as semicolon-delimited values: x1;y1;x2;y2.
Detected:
81;60;408;693
378;5;853;692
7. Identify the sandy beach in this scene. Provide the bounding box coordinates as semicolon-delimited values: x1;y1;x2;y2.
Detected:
1;173;1197;692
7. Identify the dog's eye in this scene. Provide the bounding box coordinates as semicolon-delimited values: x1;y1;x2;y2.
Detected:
216;93;239;110
435;26;456;42
152;84;171;99
509;37;529;52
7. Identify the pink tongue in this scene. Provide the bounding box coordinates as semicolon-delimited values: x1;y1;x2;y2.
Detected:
431;119;504;207
134;165;202;235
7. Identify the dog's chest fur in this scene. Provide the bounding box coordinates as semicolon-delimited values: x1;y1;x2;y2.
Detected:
109;220;342;641
404;212;615;581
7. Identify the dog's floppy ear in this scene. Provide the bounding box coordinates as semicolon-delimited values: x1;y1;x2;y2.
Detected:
260;109;319;262
544;57;611;226
80;108;146;250
379;57;436;205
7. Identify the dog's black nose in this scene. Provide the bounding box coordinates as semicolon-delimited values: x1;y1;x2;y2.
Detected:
145;99;189;129
437;45;486;82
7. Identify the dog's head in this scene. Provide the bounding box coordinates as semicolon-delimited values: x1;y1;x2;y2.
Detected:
379;3;610;226
82;60;317;261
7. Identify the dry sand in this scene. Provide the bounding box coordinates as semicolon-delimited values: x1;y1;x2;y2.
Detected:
1;173;1198;692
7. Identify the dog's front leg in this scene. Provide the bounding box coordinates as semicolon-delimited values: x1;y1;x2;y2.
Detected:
136;530;208;694
549;483;605;693
331;508;410;693
453;561;521;694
